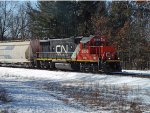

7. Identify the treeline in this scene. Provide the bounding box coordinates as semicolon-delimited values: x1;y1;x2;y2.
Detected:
28;1;150;48
27;1;150;70
0;1;149;69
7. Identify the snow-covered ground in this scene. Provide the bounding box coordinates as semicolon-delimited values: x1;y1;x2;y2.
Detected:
0;67;150;113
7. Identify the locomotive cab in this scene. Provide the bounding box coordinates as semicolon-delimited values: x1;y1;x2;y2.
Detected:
76;35;122;73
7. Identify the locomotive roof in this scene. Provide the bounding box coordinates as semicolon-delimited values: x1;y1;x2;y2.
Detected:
39;35;94;43
40;37;74;42
80;36;93;43
40;40;50;43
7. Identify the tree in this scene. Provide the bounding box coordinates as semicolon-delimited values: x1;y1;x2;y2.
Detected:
0;1;17;40
27;1;57;39
28;1;107;39
128;1;150;69
108;1;150;69
9;2;30;39
91;1;109;36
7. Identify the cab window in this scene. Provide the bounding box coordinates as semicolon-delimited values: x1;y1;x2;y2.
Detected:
83;43;87;49
94;41;101;46
90;41;101;46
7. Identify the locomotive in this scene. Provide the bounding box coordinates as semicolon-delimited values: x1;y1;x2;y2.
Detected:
0;35;122;73
36;35;122;73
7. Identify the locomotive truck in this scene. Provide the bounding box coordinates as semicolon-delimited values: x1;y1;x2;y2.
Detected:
0;35;122;73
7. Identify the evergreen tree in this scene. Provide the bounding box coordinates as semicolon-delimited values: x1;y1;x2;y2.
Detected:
28;1;106;38
27;1;56;39
28;1;77;39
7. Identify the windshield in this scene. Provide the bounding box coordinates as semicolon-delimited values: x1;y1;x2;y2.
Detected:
90;41;101;46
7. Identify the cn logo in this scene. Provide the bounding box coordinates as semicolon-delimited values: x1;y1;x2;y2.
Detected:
56;45;68;54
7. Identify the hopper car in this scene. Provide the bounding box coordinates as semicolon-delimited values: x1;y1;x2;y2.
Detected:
0;35;122;73
0;40;40;67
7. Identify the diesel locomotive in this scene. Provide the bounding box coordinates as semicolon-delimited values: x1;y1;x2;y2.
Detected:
35;35;122;73
0;35;122;73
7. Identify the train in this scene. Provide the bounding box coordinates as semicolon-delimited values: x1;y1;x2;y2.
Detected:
0;35;122;73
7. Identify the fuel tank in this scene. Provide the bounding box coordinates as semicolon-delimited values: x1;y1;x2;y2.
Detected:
55;63;73;70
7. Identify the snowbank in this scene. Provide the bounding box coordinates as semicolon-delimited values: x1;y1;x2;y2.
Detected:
0;67;149;113
0;67;150;88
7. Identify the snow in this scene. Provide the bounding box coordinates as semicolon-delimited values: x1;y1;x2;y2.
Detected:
0;67;150;87
123;69;150;75
0;67;150;113
0;74;89;113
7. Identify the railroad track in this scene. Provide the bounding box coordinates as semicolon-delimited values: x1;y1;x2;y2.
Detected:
110;72;150;78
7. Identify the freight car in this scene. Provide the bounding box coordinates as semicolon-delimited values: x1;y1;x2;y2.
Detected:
35;35;122;73
0;40;40;67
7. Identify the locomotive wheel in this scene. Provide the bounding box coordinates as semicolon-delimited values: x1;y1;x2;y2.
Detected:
49;62;55;70
103;62;122;73
116;63;122;72
80;63;85;72
31;61;36;68
35;61;41;69
80;63;87;72
93;65;98;73
40;61;44;69
102;62;112;74
90;64;94;72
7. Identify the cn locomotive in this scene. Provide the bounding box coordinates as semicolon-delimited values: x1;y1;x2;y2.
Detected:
0;35;122;73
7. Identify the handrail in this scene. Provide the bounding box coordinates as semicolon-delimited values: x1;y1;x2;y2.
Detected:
36;52;74;54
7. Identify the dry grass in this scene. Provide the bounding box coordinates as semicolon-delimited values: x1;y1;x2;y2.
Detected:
0;85;14;113
0;85;12;103
42;81;149;112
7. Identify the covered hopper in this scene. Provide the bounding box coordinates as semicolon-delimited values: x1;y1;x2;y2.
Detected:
0;40;40;65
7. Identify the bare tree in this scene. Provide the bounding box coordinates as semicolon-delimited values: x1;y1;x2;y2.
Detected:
9;2;30;40
10;12;20;39
0;1;17;41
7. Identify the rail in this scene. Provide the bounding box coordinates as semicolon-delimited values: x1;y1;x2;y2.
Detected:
36;52;75;59
110;71;150;78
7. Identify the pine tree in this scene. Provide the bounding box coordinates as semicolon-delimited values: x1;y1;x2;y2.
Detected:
27;1;106;38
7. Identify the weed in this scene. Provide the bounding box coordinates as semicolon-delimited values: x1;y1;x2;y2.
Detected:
0;86;12;103
42;81;149;112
